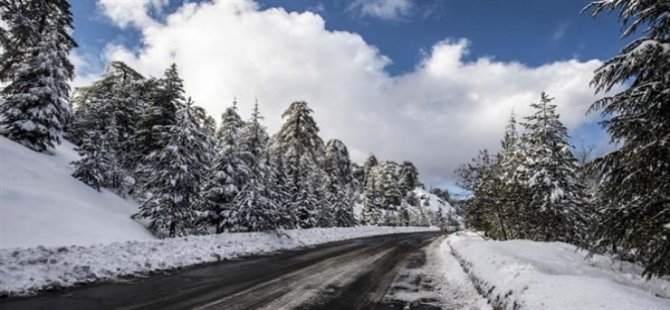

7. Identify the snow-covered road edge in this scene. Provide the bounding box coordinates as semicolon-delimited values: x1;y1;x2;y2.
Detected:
0;226;437;297
432;237;492;309
447;232;670;310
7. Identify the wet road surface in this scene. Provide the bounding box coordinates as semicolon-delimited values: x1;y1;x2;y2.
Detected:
0;231;442;310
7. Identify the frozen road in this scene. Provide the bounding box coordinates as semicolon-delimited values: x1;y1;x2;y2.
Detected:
0;232;443;310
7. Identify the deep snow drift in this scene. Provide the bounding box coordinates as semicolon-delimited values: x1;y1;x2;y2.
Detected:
0;137;155;249
0;226;437;296
447;232;670;310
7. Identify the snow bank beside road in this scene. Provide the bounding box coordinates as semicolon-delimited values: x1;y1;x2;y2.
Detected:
0;137;154;249
0;226;437;296
447;232;670;310
432;237;491;309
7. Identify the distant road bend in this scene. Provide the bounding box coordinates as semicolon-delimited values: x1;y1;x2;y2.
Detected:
0;232;443;310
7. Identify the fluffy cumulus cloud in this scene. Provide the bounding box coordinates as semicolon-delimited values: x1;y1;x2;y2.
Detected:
98;0;169;28
97;0;603;186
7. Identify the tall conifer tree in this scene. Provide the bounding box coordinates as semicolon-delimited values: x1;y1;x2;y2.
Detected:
586;0;670;276
0;0;76;151
202;100;250;233
133;99;211;238
272;101;325;228
520;93;588;244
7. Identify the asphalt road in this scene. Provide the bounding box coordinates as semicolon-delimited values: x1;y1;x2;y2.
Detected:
0;231;442;310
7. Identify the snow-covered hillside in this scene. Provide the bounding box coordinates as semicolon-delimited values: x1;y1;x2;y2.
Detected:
354;188;460;227
0;137;155;249
446;232;670;310
412;188;455;215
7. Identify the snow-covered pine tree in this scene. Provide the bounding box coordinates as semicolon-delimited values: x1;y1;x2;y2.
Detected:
322;139;356;227
456;149;507;238
202;100;250;233
239;101;269;174
585;0;670;277
71;62;145;148
70;62;147;194
323;139;354;189
228;101;281;232
71;130;106;191
272;101;325;228
267;150;295;228
100;117;125;190
136;63;186;160
363;154;378;189
192;105;217;139
309;159;332;227
133;98;211;238
350;162;365;194
398;161;420;195
378;161;403;225
362;164;384;225
520;93;589;244
0;0;76;152
497;112;530;239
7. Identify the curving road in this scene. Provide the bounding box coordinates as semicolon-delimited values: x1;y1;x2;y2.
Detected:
0;232;442;310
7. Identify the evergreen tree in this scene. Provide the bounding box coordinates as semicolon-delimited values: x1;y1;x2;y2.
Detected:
136;63;186;160
228;101;281;232
497;112;531;239
456;149;506;238
268;150;295;228
202;100;249;233
323;139;353;188
362;165;383;225
378;161;402;209
133;99;211;238
363;154;378;188
398;161;420;195
350;162;365;194
323;139;355;226
71;130;106;191
272;101;325;228
519;93;588;244
0;0;76;152
69;62;147;193
586;0;670;276
192;105;217;139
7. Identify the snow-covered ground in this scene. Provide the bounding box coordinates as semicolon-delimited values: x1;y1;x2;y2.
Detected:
385;235;491;309
0;137;154;249
0;226;437;297
431;236;492;309
446;232;670;310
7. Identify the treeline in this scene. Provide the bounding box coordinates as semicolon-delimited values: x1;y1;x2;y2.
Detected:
68;62;438;236
456;93;589;244
458;0;670;277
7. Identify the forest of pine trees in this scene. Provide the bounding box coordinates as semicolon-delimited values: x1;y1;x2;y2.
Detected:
66;62;434;237
456;0;670;277
1;0;668;277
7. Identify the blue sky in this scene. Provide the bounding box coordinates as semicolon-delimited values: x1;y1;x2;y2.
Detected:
71;0;628;76
69;0;629;191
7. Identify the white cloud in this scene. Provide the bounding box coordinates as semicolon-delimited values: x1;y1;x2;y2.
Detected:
98;0;604;186
347;0;414;21
98;0;169;28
